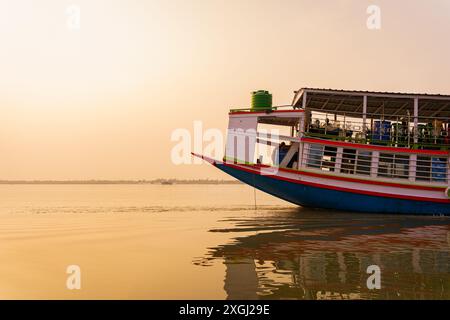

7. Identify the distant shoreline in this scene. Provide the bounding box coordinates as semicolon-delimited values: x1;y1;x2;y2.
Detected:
0;179;242;185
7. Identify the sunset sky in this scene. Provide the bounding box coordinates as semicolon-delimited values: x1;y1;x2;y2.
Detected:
1;0;450;180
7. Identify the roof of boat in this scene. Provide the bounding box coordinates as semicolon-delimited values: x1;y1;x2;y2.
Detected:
293;88;450;119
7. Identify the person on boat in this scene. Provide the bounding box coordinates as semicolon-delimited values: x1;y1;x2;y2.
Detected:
287;151;299;169
433;120;444;145
398;117;408;144
274;142;290;166
325;118;339;137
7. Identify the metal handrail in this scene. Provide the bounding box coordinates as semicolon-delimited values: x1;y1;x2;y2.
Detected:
229;105;295;113
308;108;450;121
303;161;448;183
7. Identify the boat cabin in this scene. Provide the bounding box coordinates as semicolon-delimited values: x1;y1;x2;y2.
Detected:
225;88;450;187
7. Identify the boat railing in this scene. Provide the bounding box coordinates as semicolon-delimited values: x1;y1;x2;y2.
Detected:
304;109;450;151
301;139;449;184
229;105;450;150
229;105;295;113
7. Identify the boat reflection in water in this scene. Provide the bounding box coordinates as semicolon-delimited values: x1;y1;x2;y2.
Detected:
194;208;450;300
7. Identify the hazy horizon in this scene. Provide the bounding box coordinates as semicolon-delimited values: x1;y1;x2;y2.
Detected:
2;0;450;180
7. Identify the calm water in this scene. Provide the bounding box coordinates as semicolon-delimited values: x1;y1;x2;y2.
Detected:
0;184;449;300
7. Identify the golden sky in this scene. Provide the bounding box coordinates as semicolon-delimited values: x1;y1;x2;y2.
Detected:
1;0;450;180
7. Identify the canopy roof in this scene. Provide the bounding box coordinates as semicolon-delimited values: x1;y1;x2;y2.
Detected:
293;88;450;120
258;116;300;127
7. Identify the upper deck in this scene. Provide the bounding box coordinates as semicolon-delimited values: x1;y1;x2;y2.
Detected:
293;88;450;151
230;88;450;151
225;88;450;188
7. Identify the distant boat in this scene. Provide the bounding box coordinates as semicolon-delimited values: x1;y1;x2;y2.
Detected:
161;181;174;185
194;88;450;215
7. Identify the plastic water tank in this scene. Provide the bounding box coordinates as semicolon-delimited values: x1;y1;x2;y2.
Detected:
251;90;272;111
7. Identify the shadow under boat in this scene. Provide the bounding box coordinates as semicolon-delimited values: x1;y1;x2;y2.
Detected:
194;207;450;300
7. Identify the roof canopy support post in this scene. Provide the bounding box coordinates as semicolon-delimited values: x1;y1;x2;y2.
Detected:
413;98;419;145
362;95;368;135
302;91;307;109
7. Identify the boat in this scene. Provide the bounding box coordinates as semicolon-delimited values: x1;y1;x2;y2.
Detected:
194;88;450;215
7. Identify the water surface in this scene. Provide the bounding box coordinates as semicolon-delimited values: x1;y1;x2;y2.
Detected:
0;185;449;299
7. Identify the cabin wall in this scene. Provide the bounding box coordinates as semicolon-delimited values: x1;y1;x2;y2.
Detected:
225;116;258;164
225;111;304;166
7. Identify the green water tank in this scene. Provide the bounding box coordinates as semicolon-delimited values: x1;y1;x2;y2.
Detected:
251;90;272;111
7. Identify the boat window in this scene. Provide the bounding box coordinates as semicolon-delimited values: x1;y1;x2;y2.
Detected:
416;156;448;183
378;153;410;179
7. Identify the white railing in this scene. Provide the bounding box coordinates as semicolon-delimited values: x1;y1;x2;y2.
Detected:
301;141;449;184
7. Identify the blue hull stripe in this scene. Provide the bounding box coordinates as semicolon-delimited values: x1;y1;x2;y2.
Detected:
216;163;450;216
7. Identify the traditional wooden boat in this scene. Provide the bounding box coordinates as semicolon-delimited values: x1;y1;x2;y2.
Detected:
194;88;450;215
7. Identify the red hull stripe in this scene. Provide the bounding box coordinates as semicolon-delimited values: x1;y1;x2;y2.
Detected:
226;161;445;191
193;153;446;192
220;162;450;204
302;137;449;156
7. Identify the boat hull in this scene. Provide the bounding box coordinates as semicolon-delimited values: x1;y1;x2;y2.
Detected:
215;163;450;216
